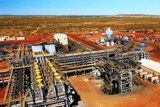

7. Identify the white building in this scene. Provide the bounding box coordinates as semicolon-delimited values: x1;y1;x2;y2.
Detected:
139;59;160;73
0;37;5;41
31;45;43;53
16;37;25;40
6;37;16;41
0;36;9;41
54;33;68;45
44;44;56;54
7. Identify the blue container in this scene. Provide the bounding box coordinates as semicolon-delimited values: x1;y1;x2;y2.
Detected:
142;37;148;41
135;47;142;51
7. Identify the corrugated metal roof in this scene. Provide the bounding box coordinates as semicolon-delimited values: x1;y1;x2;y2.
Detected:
139;59;160;73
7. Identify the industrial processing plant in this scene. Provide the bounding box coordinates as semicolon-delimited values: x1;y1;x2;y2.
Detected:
1;26;160;107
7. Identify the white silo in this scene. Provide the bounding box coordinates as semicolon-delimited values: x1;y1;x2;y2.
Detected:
105;28;113;40
110;41;114;46
100;36;105;43
106;42;110;47
123;36;129;41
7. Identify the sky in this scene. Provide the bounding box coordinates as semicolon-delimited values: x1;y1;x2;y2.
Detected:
0;0;160;15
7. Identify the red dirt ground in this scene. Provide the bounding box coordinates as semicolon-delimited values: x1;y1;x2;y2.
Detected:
70;75;160;107
0;61;10;72
67;33;121;50
0;32;160;106
0;61;10;103
67;32;160;62
67;33;105;50
68;32;160;107
0;87;6;102
132;33;160;62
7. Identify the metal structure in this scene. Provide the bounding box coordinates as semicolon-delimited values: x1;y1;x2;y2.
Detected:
0;40;149;106
97;59;140;94
121;41;134;53
53;49;116;77
52;49;148;95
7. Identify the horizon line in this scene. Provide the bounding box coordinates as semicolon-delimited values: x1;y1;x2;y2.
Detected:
0;14;160;16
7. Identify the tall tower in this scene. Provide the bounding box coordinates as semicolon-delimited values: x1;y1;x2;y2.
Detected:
105;28;113;40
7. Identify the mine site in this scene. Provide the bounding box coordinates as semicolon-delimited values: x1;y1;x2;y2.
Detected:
0;15;160;107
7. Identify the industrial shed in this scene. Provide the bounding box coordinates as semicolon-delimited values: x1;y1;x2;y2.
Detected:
139;59;160;73
54;33;68;45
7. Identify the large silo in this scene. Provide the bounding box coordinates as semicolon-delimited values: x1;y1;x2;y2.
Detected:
105;28;113;40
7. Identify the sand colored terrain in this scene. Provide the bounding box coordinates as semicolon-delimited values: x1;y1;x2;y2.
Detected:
70;75;160;107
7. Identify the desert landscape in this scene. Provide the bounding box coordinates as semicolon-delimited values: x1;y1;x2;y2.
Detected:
0;15;160;107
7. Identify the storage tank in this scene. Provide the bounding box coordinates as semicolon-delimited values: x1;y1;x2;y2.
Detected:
123;36;129;41
100;37;105;43
105;28;113;40
106;42;110;46
110;41;114;46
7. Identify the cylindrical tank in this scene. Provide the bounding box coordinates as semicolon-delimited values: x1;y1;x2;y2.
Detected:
100;37;105;43
106;42;110;46
110;41;114;46
123;36;129;41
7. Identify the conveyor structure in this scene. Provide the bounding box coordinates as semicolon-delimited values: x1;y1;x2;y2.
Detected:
0;43;149;106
